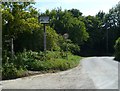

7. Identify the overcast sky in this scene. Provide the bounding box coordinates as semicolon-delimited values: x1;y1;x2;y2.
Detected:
33;0;119;16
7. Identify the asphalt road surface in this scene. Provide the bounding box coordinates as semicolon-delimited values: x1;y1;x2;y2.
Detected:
2;57;119;89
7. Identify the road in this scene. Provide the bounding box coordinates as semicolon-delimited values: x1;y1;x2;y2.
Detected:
2;57;119;89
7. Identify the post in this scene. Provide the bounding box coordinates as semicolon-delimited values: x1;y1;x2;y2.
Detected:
63;33;69;60
44;24;46;52
11;38;14;58
66;40;68;60
39;16;49;52
106;29;108;55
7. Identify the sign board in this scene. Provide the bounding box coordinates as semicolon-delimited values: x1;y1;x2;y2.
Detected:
63;33;69;39
39;16;49;24
5;40;11;43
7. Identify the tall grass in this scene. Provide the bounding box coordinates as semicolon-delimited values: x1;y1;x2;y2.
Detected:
2;51;81;80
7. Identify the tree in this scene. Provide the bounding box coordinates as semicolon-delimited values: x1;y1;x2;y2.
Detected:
102;2;120;54
2;2;61;52
68;9;82;17
80;2;120;56
48;9;89;46
2;2;39;52
114;37;120;61
80;15;105;56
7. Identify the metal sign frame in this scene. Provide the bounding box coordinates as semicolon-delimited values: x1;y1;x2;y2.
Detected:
63;33;69;39
39;16;49;24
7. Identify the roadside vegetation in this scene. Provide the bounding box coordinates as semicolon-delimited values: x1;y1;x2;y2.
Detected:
114;37;120;61
1;2;120;80
2;51;80;80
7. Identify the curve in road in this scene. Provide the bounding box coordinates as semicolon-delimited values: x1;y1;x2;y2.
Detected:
2;57;119;89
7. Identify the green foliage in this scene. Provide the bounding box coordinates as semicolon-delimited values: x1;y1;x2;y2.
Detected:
46;26;60;51
58;36;80;54
2;1;120;80
68;9;82;17
2;50;81;79
2;62;27;80
2;2;39;52
68;18;89;45
14;25;61;52
48;9;89;45
2;62;18;79
2;2;120;56
22;51;80;71
43;4;120;56
80;15;105;56
80;6;120;56
114;37;120;61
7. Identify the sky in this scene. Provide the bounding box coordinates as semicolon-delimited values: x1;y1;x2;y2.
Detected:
33;0;120;16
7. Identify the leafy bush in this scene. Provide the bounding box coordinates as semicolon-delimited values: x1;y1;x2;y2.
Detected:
27;54;80;71
14;26;61;52
2;50;81;80
18;51;80;71
114;37;120;61
2;62;27;80
58;36;80;54
2;63;18;79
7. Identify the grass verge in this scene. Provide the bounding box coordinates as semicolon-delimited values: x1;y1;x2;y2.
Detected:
2;51;81;80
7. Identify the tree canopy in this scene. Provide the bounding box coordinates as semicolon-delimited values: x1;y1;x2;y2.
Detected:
2;2;120;56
